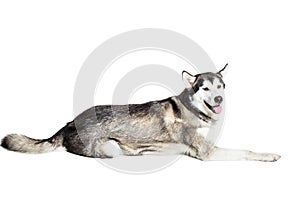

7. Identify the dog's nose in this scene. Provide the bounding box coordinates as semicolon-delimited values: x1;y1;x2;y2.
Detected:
214;96;223;104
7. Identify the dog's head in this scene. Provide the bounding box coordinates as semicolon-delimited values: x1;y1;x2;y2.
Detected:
182;64;227;116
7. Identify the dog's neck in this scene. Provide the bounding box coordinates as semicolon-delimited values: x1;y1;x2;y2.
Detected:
177;89;216;124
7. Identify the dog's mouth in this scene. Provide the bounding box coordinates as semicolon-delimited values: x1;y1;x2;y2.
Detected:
204;101;222;114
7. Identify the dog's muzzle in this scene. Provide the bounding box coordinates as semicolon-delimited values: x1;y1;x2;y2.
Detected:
204;101;222;114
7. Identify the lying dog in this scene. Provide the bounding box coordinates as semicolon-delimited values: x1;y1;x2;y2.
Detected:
1;65;281;162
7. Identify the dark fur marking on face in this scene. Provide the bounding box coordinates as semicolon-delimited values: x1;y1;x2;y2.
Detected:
192;72;225;92
192;77;204;93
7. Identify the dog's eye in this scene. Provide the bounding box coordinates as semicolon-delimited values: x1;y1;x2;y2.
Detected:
217;85;222;89
202;87;210;91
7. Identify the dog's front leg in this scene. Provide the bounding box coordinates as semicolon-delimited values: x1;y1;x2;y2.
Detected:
202;147;281;162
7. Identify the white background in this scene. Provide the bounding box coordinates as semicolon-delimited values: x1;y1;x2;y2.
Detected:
0;0;299;199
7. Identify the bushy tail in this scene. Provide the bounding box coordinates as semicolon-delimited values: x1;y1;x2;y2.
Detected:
1;133;63;154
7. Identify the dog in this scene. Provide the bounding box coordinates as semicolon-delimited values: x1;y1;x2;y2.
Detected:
0;64;281;161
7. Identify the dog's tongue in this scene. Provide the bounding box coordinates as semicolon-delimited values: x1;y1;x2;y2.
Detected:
213;105;222;114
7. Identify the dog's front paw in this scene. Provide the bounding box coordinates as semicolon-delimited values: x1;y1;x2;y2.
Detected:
259;153;281;162
248;151;281;162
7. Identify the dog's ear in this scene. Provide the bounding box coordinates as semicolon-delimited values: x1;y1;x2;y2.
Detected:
217;63;228;77
182;71;196;88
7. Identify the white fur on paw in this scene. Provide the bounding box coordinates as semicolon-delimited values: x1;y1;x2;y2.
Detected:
258;153;281;162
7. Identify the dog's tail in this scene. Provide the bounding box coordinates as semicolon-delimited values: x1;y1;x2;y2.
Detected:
1;128;64;154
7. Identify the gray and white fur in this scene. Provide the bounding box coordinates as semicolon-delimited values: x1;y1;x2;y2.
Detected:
0;65;281;162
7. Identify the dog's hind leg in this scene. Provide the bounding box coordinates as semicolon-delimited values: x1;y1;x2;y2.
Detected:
95;139;123;158
201;147;281;162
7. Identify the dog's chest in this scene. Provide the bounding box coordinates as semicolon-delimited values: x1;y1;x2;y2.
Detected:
196;127;210;138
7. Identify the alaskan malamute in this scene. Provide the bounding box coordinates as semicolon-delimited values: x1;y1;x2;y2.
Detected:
1;64;281;161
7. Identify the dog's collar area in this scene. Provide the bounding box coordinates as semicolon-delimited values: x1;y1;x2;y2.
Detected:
197;109;214;123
